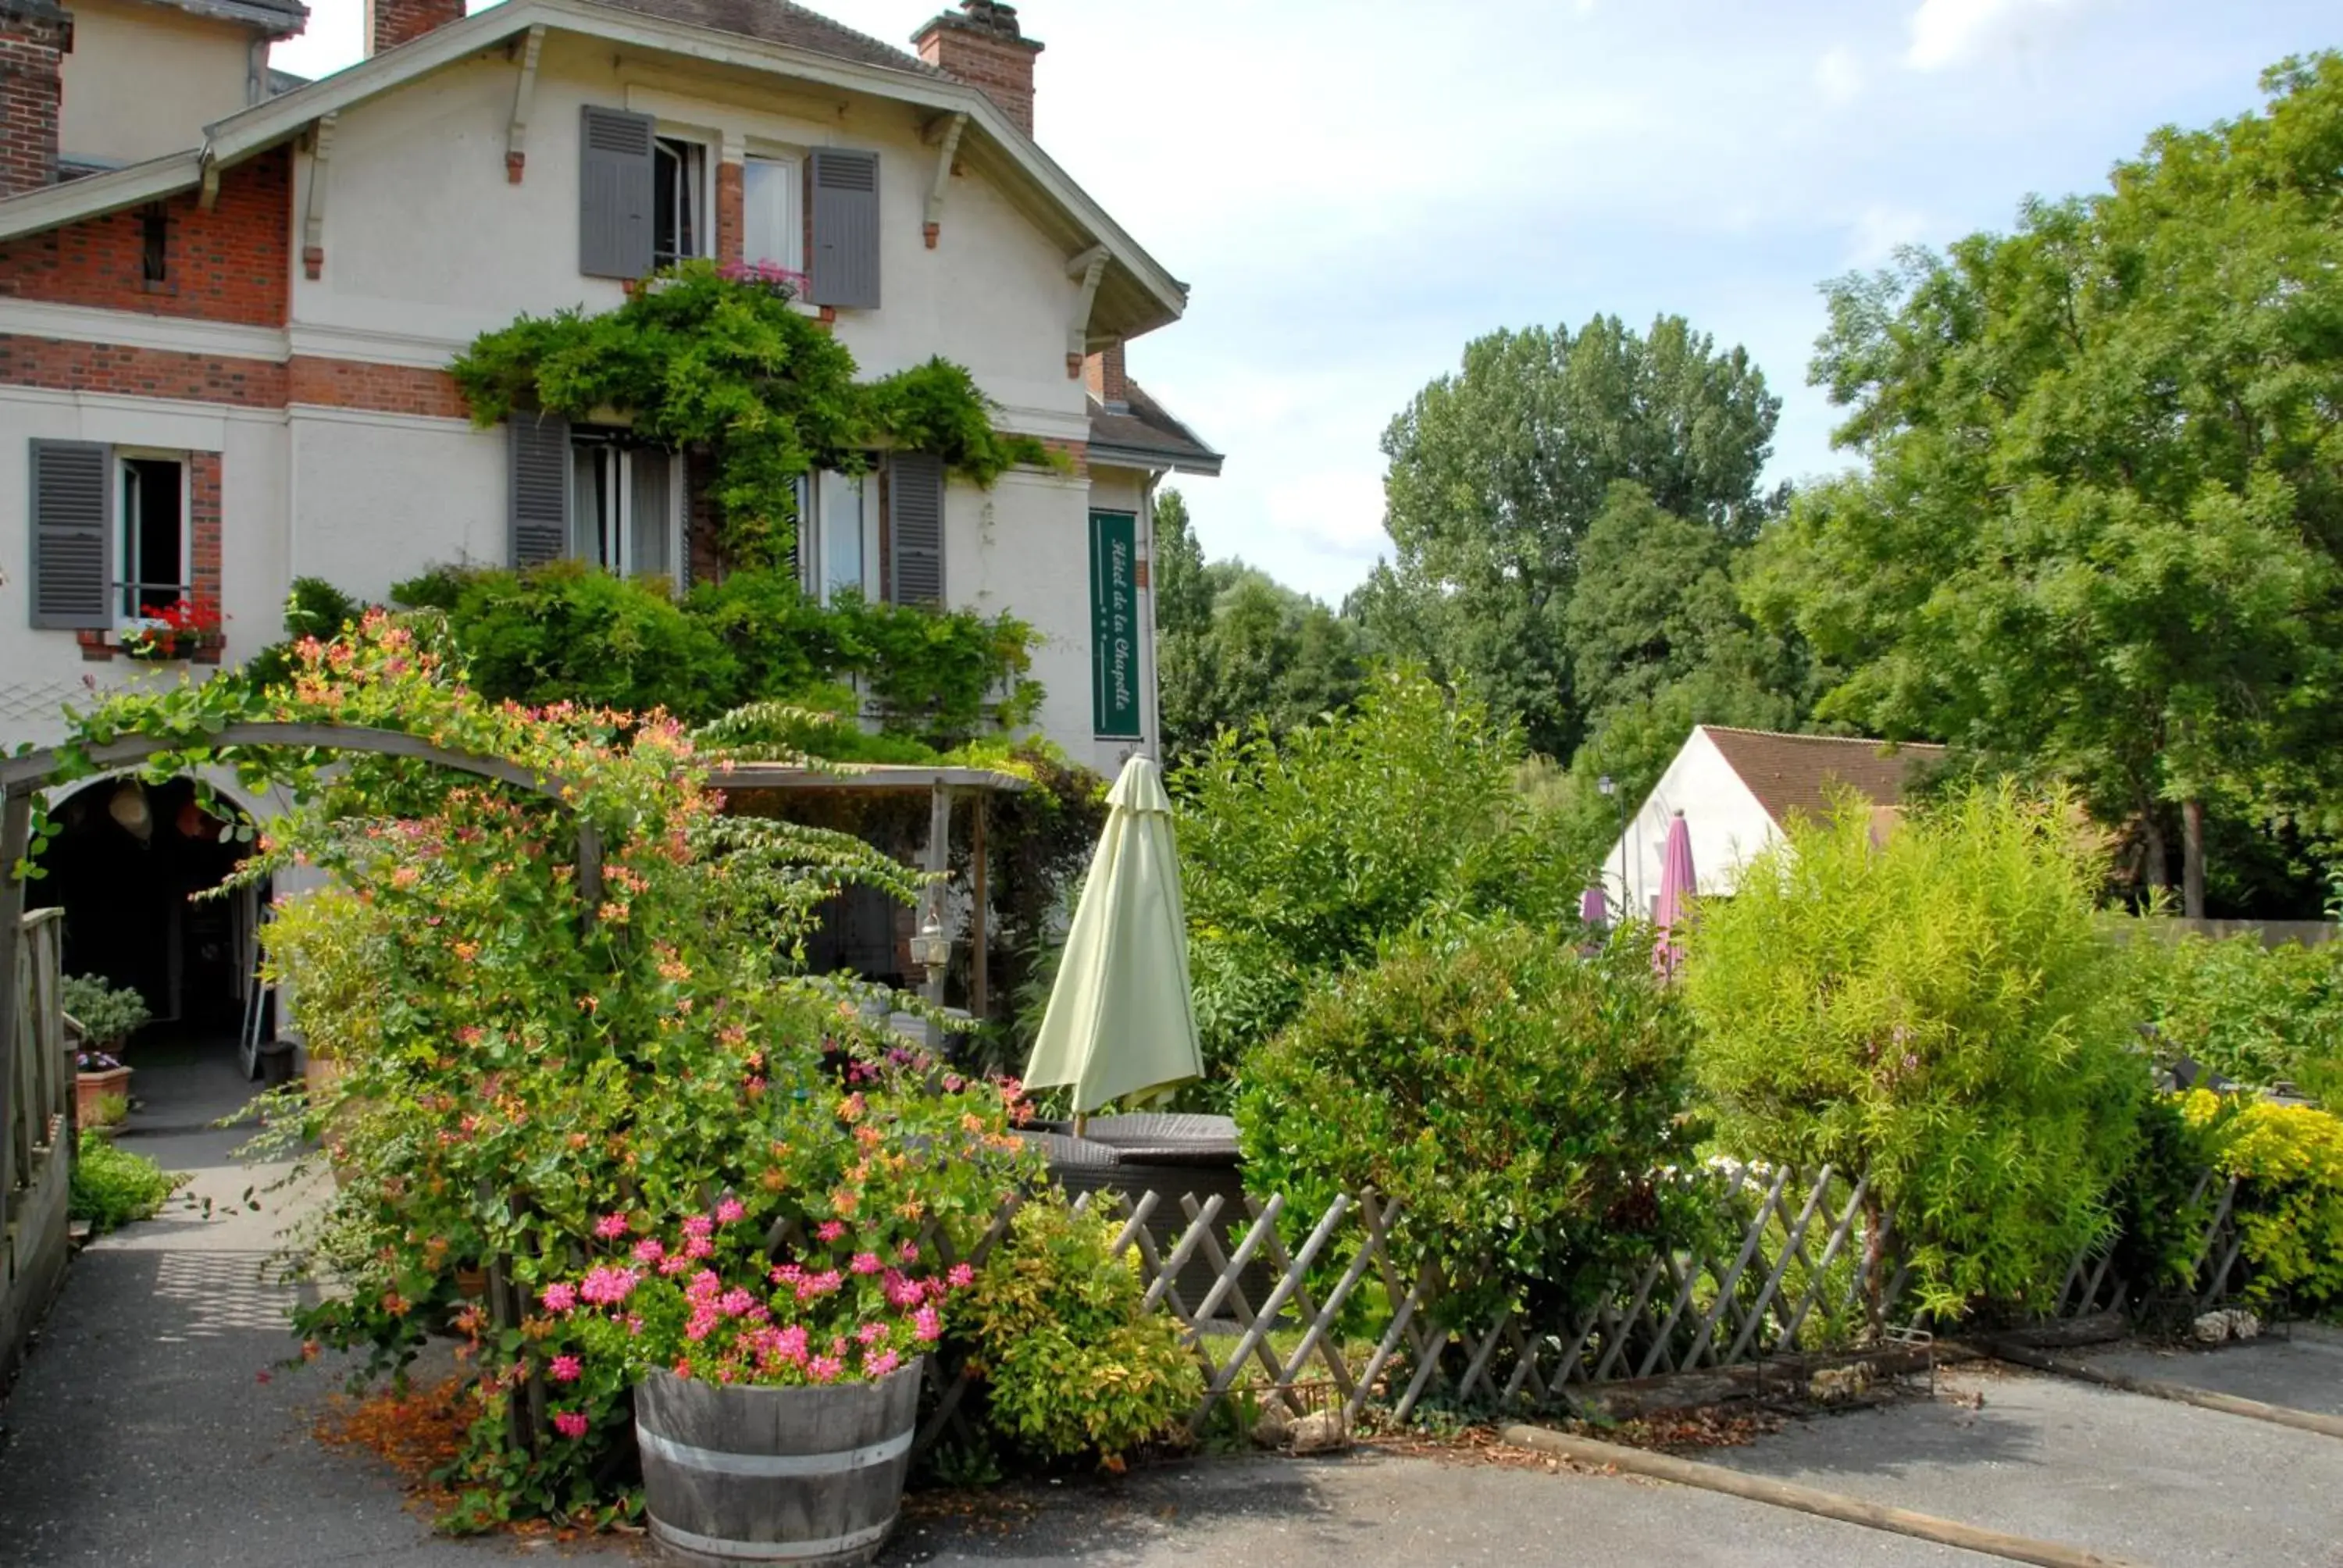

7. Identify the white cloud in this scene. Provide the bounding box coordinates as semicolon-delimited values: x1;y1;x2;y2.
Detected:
1906;0;2088;72
1814;46;1863;105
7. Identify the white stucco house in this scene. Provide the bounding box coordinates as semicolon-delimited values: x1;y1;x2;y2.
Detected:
0;0;1219;771
1601;726;1947;918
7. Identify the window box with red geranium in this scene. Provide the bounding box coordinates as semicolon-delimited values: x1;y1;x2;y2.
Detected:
116;594;226;663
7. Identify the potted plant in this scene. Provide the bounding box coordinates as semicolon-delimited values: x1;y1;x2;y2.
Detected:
63;975;149;1128
117;593;225;661
535;1194;975;1566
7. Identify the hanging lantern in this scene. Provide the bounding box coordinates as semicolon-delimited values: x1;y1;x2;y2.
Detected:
108;781;154;843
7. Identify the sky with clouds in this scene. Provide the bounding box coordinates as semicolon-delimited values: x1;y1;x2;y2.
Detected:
275;0;2338;604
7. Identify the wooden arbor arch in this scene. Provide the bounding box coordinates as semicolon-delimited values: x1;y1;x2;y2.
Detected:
0;722;604;1239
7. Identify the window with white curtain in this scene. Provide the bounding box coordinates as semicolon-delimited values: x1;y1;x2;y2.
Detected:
743;155;803;273
794;469;879;603
569;433;682;584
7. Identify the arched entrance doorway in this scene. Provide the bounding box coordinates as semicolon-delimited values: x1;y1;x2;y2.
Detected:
30;777;266;1043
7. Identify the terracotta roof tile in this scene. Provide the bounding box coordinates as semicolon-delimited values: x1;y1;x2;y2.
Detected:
1087;380;1221;474
594;0;937;74
1700;726;1946;829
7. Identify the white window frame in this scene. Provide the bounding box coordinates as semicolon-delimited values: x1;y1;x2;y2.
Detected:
569;435;686;587
741;150;804;274
652;134;712;268
116;447;190;620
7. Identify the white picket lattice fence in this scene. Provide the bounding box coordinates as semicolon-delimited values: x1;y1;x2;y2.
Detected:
907;1161;2248;1445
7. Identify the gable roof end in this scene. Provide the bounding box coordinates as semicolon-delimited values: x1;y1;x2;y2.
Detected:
1698;726;1946;829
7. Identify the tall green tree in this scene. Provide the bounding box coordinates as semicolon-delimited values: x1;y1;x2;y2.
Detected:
1364;314;1783;755
1751;56;2343;914
1154;490;1364;757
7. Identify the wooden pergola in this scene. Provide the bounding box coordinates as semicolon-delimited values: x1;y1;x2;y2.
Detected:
710;763;1030;1017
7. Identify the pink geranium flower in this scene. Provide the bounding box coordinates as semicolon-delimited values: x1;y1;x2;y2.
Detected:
714;1196;745;1224
850;1252;883;1276
815;1220;847;1243
552;1411;589;1440
633;1238;665;1264
913;1304;943;1343
579;1265;640;1306
548;1354;583;1384
540;1282;577;1313
947;1263;975;1289
594;1213;630;1240
681;1214;715;1241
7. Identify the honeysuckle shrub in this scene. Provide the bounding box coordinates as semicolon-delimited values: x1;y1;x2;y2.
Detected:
41;614;1036;1527
1235;918;1700;1331
1682;784;2149;1328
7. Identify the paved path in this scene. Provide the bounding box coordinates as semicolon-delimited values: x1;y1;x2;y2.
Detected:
8;1045;2340;1566
1708;1360;2343;1568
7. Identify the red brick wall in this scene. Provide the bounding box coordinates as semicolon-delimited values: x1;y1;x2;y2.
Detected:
367;0;464;55
287;356;468;418
0;148;291;326
189;449;222;607
1083;344;1127;406
715;160;743;265
0;334;289;404
1041;437;1087;479
915;5;1043;139
0;0;70;198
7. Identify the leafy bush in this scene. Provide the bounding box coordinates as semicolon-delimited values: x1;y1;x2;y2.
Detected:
2107;1092;2224;1298
2139;935;2343;1110
387;564;1042;747
1175;669;1576;1087
961;1197;1204;1463
1684;785;2148;1324
62;974;149;1049
70;1131;183;1233
241;577;366;693
2184;1090;2343;1314
1237;920;1698;1326
391;562;740;720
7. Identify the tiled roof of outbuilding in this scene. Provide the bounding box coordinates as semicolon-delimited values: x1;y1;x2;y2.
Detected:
1087;381;1223;475
1700;726;1946;829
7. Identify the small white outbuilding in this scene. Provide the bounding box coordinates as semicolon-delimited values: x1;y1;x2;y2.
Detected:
1599;726;1946;919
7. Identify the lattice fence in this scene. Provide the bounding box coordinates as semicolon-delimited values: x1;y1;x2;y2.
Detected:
927;1161;2252;1444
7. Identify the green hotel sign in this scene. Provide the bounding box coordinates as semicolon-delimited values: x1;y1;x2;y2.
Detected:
1089;510;1142;739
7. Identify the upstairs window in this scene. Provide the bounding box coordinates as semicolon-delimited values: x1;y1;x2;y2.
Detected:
742;154;803;274
652;136;708;268
119;453;187;617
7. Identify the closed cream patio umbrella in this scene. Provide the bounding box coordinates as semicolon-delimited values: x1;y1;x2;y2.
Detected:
1022;754;1203;1117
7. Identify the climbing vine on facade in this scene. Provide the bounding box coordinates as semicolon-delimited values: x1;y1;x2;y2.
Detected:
450;263;1059;569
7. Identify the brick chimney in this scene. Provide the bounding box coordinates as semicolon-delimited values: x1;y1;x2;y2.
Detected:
366;0;464;55
914;1;1042;139
0;0;72;198
1084;342;1129;412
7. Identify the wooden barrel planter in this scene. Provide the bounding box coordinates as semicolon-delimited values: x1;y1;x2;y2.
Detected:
633;1360;924;1567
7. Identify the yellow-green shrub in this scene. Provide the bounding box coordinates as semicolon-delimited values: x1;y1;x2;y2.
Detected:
2182;1090;2343;1313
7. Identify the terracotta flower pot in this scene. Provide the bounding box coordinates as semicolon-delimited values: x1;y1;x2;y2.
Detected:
75;1065;133;1128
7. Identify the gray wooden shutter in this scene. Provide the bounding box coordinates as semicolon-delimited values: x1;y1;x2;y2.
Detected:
886;451;943;606
29;440;112;629
579;106;655;280
509;412;570;568
807;148;880;309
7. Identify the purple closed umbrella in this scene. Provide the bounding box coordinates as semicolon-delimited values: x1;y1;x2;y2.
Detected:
1653;811;1696;975
1578;885;1610;928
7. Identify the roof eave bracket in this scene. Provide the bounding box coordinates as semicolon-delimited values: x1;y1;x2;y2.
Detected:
506;25;546;183
300;113;335;280
922;110;966;249
1065;244;1109;378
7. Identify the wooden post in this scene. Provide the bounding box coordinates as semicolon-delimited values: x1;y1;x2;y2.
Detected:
921;782;950;1010
969;796;989;1021
0;789;31;1242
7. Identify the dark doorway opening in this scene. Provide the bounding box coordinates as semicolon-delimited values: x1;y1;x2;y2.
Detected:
28;777;265;1041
